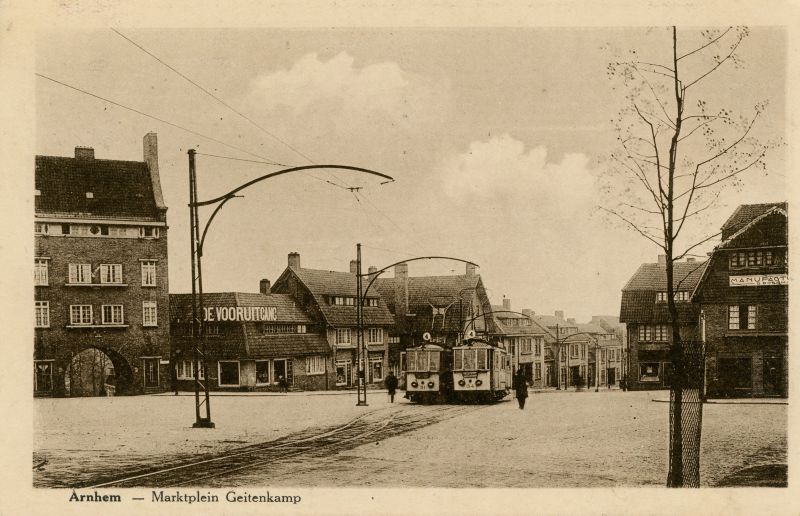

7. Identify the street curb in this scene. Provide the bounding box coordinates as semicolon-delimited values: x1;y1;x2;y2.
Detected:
651;398;787;405
150;390;393;397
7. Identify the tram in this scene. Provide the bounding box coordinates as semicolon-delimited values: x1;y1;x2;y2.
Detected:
451;337;511;403
403;343;451;404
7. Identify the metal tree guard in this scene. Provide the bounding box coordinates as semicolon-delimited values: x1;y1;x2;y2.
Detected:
187;152;393;427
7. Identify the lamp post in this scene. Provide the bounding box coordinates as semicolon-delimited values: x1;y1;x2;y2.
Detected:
187;153;393;427
354;250;479;406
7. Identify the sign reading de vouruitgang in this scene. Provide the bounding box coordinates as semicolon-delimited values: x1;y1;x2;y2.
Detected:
729;274;788;287
203;306;278;322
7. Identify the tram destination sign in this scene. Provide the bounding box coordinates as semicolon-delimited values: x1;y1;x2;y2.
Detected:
729;274;788;287
203;306;278;322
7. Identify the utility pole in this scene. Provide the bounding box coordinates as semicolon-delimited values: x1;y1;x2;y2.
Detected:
356;243;367;406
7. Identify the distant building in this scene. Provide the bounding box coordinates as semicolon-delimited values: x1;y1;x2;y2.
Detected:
489;302;552;387
533;311;579;339
577;322;623;388
34;134;170;396
619;256;705;391
272;253;396;388
693;203;788;398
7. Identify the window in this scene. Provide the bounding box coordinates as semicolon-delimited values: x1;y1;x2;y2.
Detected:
102;304;124;325
70;305;92;325
674;291;689;302
388;335;400;344
535;362;542;380
262;324;306;334
35;301;49;328
176;360;204;380
370;358;383;382
336;328;351;345
35;361;53;392
580;344;586;359
306;355;325;375
747;251;763;267
256;360;270;384
521;338;532;354
139;226;159;238
638;325;652;341
728;305;740;330
534;339;542;356
34;259;49;286
747;306;757;330
367;328;383;344
569;344;579;358
656;292;667;302
640;363;660;382
730;252;745;269
68;263;92;284
141;260;157;286
143;358;160;387
332;296;355;306
218;361;241;386
142;301;157;327
653;325;669;342
560;367;567;385
99;264;123;284
363;298;378;307
35;222;49;235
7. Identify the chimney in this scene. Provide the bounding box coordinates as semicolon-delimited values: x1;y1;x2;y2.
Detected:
555;310;565;320
465;263;476;277
657;254;667;266
394;263;409;323
367;265;378;281
350;260;358;274
143;133;167;212
75;146;94;160
502;298;511;310
686;257;696;263
522;308;534;318
288;252;301;270
259;279;271;295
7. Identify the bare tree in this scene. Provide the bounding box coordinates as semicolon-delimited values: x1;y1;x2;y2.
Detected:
602;27;781;487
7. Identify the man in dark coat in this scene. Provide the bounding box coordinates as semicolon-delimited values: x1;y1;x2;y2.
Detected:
384;371;399;403
513;367;528;409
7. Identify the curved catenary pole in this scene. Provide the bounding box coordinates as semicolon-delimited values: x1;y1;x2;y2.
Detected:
193;165;394;207
198;195;242;256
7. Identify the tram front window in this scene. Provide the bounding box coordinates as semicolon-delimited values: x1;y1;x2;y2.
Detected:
407;352;417;372
418;351;429;371
429;352;440;371
454;349;463;370
477;349;488;370
463;349;476;370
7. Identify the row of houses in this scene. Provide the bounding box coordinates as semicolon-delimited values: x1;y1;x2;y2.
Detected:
620;202;788;398
33;134;628;396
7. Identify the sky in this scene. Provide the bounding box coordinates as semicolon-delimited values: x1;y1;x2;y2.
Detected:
34;27;786;322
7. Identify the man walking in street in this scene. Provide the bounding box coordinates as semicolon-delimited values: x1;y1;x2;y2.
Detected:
513;367;528;409
384;371;398;403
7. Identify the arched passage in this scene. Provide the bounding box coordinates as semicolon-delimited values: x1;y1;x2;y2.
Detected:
64;347;134;397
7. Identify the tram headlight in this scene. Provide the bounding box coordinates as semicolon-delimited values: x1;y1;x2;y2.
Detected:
475;379;483;386
458;379;466;386
411;381;418;388
428;381;434;388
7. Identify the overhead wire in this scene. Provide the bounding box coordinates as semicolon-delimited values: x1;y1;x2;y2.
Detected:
110;28;351;189
194;152;347;190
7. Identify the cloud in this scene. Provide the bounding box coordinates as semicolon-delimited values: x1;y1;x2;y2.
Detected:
437;134;597;219
246;52;410;116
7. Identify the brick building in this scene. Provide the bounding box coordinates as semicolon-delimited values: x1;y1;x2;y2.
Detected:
489;302;552;388
34;134;170;396
692;203;788;398
272;253;396;388
619;257;705;391
169;282;330;391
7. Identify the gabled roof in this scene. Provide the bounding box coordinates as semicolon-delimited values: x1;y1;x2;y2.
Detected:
720;202;787;240
276;267;395;327
169;292;312;323
374;274;481;314
576;322;609;335
532;314;576;329
245;333;331;358
35;155;162;219
621;261;707;291
490;305;551;337
716;205;788;250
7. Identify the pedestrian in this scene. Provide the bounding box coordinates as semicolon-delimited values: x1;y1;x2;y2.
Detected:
513;367;528;410
384;371;398;403
278;375;288;393
621;373;628;392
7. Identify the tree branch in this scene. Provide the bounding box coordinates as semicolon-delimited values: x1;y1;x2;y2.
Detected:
684;32;744;89
599;206;666;249
676;27;732;61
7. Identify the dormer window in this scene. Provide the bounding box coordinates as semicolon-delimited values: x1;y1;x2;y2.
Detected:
86;192;94;199
139;227;159;239
656;292;667;302
332;296;355;306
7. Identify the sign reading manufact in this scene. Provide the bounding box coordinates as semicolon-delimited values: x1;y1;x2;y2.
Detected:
729;274;788;287
203;306;278;322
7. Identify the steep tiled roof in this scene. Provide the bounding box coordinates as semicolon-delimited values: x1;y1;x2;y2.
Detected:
287;268;395;327
621;261;707;291
532;314;576;329
245;333;331;358
720;202;787;240
169;292;312;323
576;322;608;335
35;155;161;219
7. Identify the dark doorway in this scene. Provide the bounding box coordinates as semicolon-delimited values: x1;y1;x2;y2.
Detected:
717;357;752;397
607;368;616;386
762;355;784;397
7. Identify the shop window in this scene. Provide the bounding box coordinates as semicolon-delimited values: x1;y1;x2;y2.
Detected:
639;363;660;382
218;361;241;386
306;355;324;375
335;360;351;386
176;360;204;380
255;360;270;385
370;358;383;382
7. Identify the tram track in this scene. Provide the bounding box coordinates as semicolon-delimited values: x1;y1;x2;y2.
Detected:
81;404;484;488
